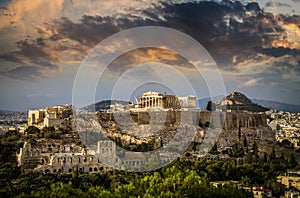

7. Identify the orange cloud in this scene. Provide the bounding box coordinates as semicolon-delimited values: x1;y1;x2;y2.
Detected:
129;48;181;65
274;22;300;48
0;0;64;34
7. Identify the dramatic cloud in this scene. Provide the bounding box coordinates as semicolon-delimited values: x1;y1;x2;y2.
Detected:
258;47;300;57
0;0;161;32
103;48;195;76
0;0;299;84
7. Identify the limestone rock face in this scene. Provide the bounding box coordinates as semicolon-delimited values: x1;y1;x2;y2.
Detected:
223;112;268;129
217;91;269;112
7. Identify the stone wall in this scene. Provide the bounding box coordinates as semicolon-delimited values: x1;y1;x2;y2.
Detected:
98;110;269;130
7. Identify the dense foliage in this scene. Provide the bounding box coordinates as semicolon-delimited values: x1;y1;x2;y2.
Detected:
0;130;299;197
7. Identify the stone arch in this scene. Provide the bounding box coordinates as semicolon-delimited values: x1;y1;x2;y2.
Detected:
45;169;50;174
94;167;98;172
89;167;93;172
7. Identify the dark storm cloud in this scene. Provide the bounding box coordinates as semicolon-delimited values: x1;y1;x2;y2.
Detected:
156;1;285;67
0;37;59;68
44;16;120;47
258;47;300;58
1;0;299;80
41;0;286;67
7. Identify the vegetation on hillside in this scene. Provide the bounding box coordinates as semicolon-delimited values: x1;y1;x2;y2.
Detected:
0;129;299;197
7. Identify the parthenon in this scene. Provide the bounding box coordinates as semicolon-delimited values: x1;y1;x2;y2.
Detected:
139;91;181;109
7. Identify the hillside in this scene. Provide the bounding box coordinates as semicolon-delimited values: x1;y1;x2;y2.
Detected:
216;91;269;112
251;99;300;113
84;100;131;112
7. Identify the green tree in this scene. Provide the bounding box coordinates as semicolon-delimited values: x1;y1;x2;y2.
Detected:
270;147;276;161
289;153;298;168
206;101;216;111
263;153;268;162
43;126;55;133
238;126;241;139
243;136;248;148
25;126;40;135
209;143;219;155
241;176;250;185
252;141;258;156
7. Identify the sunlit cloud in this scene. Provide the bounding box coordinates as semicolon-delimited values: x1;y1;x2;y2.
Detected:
239;78;264;88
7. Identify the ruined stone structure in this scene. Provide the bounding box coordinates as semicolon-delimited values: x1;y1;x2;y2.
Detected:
17;138;179;172
28;105;72;129
178;96;197;108
17;139;116;173
139;91;180;109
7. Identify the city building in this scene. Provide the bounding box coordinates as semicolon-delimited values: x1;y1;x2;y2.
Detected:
278;175;300;191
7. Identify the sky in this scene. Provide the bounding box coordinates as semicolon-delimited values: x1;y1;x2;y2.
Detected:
0;0;299;111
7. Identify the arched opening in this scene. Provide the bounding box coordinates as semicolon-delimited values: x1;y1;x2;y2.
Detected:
45;169;50;174
99;167;104;171
53;169;57;172
69;168;72;173
89;167;93;172
94;167;98;172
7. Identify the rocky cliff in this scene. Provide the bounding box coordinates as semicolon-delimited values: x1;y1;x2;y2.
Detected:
217;91;269;112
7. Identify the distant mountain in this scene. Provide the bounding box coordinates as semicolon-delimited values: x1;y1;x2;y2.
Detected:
84;100;131;112
197;95;224;108
251;99;300;113
0;109;20;113
216;91;269;112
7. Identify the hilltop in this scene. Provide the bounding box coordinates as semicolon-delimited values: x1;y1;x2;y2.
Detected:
83;100;131;112
216;91;269;112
